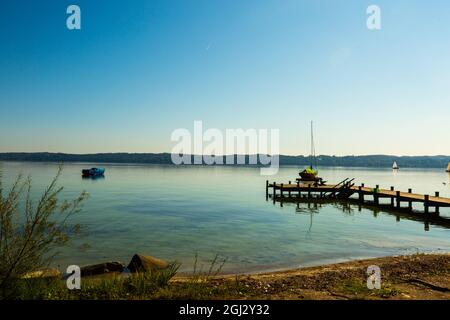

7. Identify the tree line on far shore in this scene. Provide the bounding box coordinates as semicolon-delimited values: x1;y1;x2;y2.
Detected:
0;152;449;169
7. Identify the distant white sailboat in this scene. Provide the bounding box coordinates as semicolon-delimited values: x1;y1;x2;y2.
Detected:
392;161;399;170
446;162;450;172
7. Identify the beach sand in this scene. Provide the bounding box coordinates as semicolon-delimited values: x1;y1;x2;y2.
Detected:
172;253;450;300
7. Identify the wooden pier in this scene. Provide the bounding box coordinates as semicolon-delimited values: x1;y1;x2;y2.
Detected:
266;179;450;216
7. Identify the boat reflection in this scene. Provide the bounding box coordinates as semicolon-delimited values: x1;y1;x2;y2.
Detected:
81;175;105;181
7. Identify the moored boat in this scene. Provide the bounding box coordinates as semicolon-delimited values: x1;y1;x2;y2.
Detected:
82;167;105;177
299;168;319;181
298;121;322;183
392;161;399;170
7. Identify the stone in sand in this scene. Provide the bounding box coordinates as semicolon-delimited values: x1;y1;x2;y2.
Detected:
81;261;125;276
21;268;61;279
127;254;168;273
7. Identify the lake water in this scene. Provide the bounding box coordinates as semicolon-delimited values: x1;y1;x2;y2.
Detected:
1;161;450;274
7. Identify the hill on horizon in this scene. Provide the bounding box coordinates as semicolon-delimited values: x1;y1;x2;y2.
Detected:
1;152;449;169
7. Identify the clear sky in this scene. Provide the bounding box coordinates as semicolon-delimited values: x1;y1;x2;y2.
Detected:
1;0;450;156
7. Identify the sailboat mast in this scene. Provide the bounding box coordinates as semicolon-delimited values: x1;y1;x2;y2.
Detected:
310;121;313;169
310;121;317;170
309;121;317;169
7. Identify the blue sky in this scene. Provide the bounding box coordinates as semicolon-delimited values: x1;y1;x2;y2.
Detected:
1;0;450;155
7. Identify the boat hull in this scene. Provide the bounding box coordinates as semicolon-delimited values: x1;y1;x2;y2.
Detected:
299;173;316;180
82;168;105;177
299;170;319;181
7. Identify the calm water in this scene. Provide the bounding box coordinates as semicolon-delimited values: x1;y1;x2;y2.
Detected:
1;161;450;274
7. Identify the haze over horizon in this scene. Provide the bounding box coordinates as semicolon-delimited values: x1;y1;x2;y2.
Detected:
1;0;450;156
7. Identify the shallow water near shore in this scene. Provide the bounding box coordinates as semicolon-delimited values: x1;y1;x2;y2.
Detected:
1;161;450;274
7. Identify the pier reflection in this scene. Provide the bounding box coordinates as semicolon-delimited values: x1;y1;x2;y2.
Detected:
271;197;450;232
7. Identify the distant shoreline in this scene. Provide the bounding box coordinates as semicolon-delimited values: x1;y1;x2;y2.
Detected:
1;152;450;169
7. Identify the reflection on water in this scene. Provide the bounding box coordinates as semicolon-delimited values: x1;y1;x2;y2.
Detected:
81;175;106;181
294;200;354;215
277;198;450;233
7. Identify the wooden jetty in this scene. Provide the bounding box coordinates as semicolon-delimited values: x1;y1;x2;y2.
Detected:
266;179;450;216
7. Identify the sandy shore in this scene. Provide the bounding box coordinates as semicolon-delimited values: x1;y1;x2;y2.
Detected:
173;253;450;299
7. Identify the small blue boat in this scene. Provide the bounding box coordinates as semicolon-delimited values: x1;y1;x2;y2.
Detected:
82;167;105;177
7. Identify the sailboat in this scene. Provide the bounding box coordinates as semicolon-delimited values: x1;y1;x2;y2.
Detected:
446;162;450;172
392;161;399;170
299;121;321;182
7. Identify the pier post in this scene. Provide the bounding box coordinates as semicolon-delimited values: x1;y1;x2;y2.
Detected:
308;184;311;198
362;183;365;187
273;182;276;204
424;195;429;214
288;181;291;197
374;185;379;205
408;188;413;211
396;191;401;209
435;192;440;215
358;186;364;203
280;183;284;199
266;180;269;200
297;181;300;198
390;186;395;206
